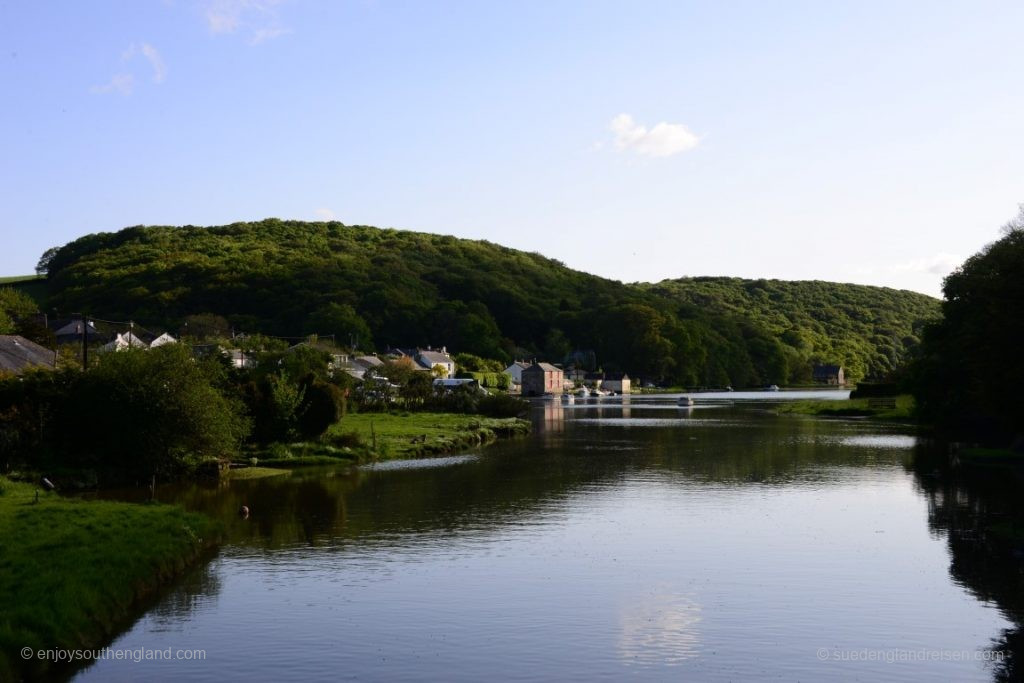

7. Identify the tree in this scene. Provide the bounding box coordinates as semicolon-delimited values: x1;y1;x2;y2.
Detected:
309;302;373;350
911;207;1024;443
35;247;60;276
57;345;249;479
296;376;343;440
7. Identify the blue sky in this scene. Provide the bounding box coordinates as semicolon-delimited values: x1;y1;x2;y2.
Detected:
2;1;1022;296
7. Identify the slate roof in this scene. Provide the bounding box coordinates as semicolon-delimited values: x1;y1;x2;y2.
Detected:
524;362;561;373
0;335;56;373
417;350;453;366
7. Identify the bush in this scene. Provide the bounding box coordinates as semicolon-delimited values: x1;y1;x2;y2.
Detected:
0;345;250;482
296;377;343;440
477;393;529;418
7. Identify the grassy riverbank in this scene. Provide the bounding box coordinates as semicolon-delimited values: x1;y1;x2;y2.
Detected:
0;477;221;680
777;395;915;420
249;412;531;467
338;412;531;460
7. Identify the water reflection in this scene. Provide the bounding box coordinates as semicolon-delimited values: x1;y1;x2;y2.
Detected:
74;401;1018;682
909;445;1024;681
619;589;702;666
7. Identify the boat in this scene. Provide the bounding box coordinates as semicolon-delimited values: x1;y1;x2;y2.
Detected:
561;393;574;404
576;387;589;397
767;385;780;392
678;396;695;406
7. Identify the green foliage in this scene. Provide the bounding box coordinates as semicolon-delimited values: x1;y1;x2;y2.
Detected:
0;287;40;335
476;393;529;418
296;376;343;440
0;345;249;481
910;209;1024;442
40;220;938;387
643;276;940;383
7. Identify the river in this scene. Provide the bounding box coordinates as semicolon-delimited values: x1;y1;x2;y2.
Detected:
72;391;1022;681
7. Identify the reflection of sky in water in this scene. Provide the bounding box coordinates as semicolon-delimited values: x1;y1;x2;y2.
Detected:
619;590;702;666
838;435;918;449
360;454;479;471
573;417;745;428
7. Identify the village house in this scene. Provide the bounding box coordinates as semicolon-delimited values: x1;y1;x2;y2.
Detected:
601;372;631;394
521;361;564;397
415;348;456;376
149;332;177;347
100;331;149;352
0;335;56;374
812;364;846;385
53;317;102;345
503;361;530;388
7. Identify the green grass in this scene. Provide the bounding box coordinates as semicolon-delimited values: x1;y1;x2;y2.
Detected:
329;412;531;460
0;275;40;284
0;477;221;680
227;466;291;480
777;394;916;420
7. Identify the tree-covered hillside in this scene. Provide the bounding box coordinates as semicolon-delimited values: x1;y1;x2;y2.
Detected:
910;208;1024;443
642;277;939;382
35;219;939;386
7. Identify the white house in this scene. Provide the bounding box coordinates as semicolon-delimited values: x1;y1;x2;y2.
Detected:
503;361;530;387
416;348;455;377
100;331;149;353
149;332;178;347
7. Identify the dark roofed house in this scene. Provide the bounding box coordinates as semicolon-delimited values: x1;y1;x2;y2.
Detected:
521;361;564;397
812;364;845;386
53;317;102;345
0;335;56;375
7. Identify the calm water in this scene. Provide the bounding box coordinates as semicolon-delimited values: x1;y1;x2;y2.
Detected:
73;392;1023;681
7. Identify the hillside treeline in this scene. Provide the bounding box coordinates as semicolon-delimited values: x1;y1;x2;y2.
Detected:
910;208;1024;444
37;220;938;386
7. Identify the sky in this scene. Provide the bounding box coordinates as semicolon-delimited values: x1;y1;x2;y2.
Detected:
2;1;1023;297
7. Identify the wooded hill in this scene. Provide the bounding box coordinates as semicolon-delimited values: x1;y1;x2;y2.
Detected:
30;219;939;386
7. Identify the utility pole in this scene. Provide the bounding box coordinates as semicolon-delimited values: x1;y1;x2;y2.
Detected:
80;314;89;371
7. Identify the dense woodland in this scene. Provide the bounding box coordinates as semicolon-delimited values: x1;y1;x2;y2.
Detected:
909;208;1024;444
25;219;939;386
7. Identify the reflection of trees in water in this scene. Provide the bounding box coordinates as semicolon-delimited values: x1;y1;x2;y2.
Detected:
148;560;223;626
908;444;1024;681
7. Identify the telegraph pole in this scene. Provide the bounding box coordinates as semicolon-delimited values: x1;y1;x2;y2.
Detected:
81;314;89;370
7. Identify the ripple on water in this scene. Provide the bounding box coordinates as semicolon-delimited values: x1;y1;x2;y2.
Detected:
360;454;479;471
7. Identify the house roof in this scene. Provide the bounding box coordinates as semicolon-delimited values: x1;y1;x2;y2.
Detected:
100;332;149;352
604;372;630;380
505;361;530;371
53;319;99;337
149;332;177;347
0;335;55;373
353;355;384;368
433;378;477;386
813;364;843;376
417;350;453;365
524;362;561;373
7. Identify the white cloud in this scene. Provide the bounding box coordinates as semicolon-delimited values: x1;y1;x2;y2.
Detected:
90;73;135;96
202;0;288;42
609;113;700;158
314;208;337;221
140;44;167;83
891;253;963;276
93;42;165;95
